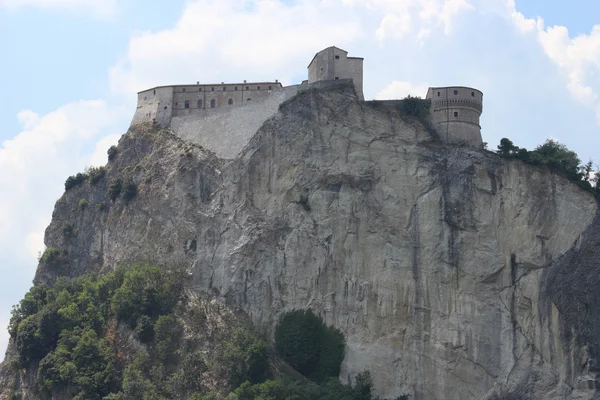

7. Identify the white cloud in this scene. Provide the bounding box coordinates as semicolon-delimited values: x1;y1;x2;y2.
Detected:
2;0;116;19
375;80;430;99
109;0;479;96
89;133;121;167
0;100;123;260
110;0;364;95
0;315;8;363
507;0;600;124
344;0;474;42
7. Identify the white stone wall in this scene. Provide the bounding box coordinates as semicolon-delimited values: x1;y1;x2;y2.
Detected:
131;86;174;127
170;85;301;159
131;83;282;126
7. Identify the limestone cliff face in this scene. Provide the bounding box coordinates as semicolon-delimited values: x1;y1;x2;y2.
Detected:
4;83;600;399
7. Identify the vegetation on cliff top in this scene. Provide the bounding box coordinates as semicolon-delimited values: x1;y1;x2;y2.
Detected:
495;137;600;195
6;265;402;400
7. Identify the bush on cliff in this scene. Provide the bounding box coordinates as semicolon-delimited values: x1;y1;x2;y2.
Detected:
274;309;345;382
496;137;598;193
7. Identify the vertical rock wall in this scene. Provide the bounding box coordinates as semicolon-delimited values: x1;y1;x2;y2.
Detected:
8;84;599;399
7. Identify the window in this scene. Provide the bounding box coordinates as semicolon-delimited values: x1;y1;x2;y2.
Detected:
175;102;178;106
471;91;475;97
335;55;340;59
197;100;202;109
211;87;214;92
247;98;252;101
184;100;190;109
223;87;226;91
269;86;272;90
453;90;458;95
199;88;202;92
210;99;216;108
335;77;339;80
153;90;156;95
454;112;459;117
437;92;440;97
183;88;186;92
163;106;167;110
246;86;249;90
228;99;233;105
235;87;238;91
257;86;261;90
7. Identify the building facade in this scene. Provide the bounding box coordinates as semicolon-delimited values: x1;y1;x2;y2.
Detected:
426;86;483;146
307;46;364;100
131;81;283;127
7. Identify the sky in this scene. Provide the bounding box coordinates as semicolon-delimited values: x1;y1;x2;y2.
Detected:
1;0;599;358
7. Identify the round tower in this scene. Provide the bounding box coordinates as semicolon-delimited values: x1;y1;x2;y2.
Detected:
426;86;483;146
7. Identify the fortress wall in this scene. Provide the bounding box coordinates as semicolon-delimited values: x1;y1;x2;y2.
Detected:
440;121;483;145
170;85;301;159
172;83;281;116
340;57;364;100
131;86;174;127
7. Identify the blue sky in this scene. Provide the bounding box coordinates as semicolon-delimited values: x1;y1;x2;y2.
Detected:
1;0;599;357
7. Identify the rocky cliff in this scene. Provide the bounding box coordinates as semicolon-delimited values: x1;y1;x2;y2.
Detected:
2;82;600;399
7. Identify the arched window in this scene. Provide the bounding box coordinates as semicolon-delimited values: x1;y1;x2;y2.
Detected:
228;99;233;105
197;99;203;109
210;99;216;108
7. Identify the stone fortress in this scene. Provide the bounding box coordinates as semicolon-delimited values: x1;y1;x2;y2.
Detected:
131;46;483;157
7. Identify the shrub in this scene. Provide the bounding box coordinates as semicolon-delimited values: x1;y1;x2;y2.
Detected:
108;179;122;201
87;166;106;185
496;138;594;192
61;222;74;236
399;96;430;119
275;309;345;382
215;327;269;389
42;247;64;265
65;172;88;191
110;265;184;328
154;315;183;363
78;199;88;210
123;179;137;203
107;145;118;162
135;315;154;343
354;371;373;400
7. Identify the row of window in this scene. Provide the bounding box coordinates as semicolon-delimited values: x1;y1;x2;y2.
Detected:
437;90;477;97
180;85;272;93
180;97;253;109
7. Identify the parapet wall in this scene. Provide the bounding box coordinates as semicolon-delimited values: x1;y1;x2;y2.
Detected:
170;85;301;159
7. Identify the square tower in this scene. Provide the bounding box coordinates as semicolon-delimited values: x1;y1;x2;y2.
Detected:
308;46;364;100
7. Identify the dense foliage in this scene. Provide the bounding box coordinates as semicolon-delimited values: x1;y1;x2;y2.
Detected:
399;95;431;119
495;138;598;193
275;309;345;382
7;270;399;400
64;167;106;191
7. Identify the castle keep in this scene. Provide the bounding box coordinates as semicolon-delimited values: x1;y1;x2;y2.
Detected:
131;46;483;154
